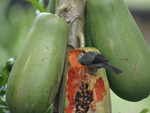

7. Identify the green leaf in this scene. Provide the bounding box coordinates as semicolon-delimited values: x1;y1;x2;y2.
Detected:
0;105;7;108
26;0;46;12
0;108;3;113
0;57;16;98
0;57;16;87
140;108;149;113
0;73;5;87
44;104;52;113
0;85;7;96
0;96;7;106
0;106;10;113
0;96;9;113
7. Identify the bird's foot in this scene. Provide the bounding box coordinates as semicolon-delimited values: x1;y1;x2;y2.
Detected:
85;70;95;75
85;69;97;76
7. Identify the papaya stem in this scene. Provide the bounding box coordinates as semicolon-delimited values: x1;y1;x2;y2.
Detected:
38;0;44;7
56;0;86;49
55;3;71;16
76;31;85;47
47;0;56;14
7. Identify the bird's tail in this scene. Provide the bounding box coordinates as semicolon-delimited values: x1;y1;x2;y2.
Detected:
105;63;122;74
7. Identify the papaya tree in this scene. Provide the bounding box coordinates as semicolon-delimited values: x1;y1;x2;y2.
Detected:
1;0;150;113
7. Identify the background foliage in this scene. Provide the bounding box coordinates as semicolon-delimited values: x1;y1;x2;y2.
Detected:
0;0;150;113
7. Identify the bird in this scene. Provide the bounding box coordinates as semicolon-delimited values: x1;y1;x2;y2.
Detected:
78;51;122;75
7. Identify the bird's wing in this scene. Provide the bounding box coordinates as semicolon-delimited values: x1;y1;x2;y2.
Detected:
81;52;95;65
92;54;108;64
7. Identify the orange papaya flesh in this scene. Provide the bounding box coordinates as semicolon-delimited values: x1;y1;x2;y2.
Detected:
60;47;111;113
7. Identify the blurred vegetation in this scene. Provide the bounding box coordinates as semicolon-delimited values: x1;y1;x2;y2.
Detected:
0;0;150;113
0;57;15;113
0;0;36;70
124;0;150;11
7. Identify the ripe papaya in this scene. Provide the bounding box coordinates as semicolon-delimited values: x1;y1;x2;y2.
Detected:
6;12;69;113
86;0;150;101
59;47;111;113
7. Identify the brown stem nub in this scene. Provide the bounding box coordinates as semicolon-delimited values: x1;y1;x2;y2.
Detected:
55;3;71;16
76;31;85;48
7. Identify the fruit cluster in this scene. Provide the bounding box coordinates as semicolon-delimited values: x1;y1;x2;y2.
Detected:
6;0;150;113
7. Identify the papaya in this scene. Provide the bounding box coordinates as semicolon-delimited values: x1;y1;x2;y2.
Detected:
86;0;150;101
84;14;92;47
59;47;111;113
6;12;69;113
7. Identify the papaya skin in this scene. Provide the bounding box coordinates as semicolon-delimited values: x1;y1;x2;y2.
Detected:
84;14;93;47
59;47;111;113
86;0;150;101
6;13;69;113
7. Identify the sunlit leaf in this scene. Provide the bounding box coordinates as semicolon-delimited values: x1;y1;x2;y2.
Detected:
26;0;46;12
38;0;44;7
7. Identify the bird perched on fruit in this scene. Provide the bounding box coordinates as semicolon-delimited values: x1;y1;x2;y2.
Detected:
78;51;122;75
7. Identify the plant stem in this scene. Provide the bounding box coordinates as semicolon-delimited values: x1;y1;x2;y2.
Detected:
56;0;86;50
48;0;56;14
55;3;71;16
51;1;86;113
76;31;85;47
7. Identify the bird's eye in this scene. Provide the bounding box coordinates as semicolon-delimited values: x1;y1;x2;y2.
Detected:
81;52;84;56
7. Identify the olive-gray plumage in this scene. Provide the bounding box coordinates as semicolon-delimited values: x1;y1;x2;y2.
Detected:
78;51;122;75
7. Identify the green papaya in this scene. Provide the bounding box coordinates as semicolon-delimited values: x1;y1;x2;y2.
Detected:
84;14;93;47
6;12;69;113
86;0;150;101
